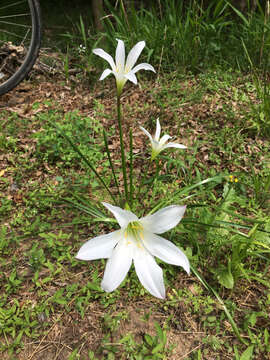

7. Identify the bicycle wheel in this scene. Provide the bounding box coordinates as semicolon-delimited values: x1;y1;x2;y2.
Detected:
0;0;41;95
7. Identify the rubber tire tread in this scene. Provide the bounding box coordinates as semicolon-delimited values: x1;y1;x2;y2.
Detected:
0;0;42;96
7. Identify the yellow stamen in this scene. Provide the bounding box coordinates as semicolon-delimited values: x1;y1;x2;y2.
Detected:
125;221;144;249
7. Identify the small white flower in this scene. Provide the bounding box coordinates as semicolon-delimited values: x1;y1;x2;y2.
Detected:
78;44;86;54
93;39;155;96
76;202;190;299
140;119;187;160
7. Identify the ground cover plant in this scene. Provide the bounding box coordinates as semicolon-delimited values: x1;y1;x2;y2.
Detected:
1;0;270;359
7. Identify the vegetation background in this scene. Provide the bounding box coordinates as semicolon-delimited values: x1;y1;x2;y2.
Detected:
1;0;270;359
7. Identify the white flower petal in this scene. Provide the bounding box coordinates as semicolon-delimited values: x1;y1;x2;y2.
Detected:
133;247;165;299
131;63;156;74
140;126;153;142
159;134;171;146
115;73;127;86
76;230;120;260
163;142;187;149
124;71;138;84
125;41;145;71
140;205;186;234
101;239;133;292
143;233;190;273
115;39;125;72
99;68;113;81
151;139;160;151
154;118;161;141
93;48;116;71
102;202;138;228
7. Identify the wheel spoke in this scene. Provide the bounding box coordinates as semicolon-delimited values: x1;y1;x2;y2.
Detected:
0;0;41;94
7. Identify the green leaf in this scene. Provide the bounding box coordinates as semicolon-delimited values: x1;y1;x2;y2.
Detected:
152;343;164;354
217;268;234;289
240;345;254;360
144;334;153;346
264;329;269;348
85;282;100;291
54;298;67;305
226;1;250;27
154;322;164;342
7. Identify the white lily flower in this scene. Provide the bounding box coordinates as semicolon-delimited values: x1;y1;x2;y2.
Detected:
93;39;155;96
140;119;187;160
76;202;190;299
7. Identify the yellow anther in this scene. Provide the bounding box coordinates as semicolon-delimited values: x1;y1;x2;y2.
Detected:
234;178;238;183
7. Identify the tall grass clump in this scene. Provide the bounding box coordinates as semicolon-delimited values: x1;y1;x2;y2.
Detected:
97;0;270;73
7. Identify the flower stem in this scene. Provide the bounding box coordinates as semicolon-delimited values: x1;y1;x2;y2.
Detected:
129;128;133;208
117;95;129;203
103;129;121;199
153;158;162;181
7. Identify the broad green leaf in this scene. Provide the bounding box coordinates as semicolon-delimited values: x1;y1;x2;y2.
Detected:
144;334;153;346
154;322;164;342
240;345;254;360
152;343;164;354
217;268;234;289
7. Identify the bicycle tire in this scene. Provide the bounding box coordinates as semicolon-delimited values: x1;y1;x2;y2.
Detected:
0;0;41;96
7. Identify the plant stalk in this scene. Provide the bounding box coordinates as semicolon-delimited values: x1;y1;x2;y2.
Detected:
129;128;133;208
117;95;129;203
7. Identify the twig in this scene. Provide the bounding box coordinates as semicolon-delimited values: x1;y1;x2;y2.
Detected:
27;298;76;360
179;344;202;359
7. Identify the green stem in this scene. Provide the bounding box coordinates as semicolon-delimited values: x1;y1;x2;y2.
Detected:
103;129;121;199
129;128;133;208
117;95;129;203
153;158;161;182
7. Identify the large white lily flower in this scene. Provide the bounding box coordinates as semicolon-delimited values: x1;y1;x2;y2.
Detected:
140;119;187;160
93;39;155;96
76;202;190;299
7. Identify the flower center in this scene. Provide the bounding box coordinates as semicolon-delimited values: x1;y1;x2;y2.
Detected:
125;221;144;248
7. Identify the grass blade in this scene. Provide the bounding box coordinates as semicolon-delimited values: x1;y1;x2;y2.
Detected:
191;264;248;345
49;120;116;204
149;175;224;214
